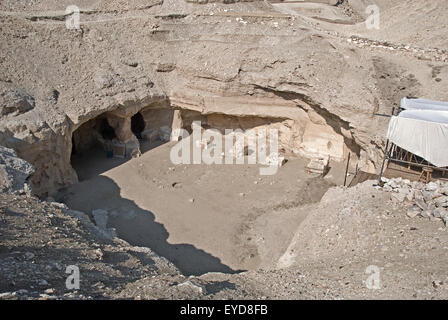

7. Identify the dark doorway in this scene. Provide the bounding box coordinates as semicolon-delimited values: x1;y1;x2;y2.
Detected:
99;118;116;140
70;117;124;181
131;112;146;139
71;136;77;156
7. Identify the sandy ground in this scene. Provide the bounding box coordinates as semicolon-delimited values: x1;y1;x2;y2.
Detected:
115;180;448;300
0;192;181;300
59;142;344;275
3;177;448;300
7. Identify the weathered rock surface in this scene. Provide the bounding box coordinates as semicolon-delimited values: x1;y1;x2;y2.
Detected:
0;146;34;195
0;0;446;196
0;82;35;117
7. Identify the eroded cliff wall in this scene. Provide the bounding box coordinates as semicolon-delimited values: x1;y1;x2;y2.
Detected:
0;0;447;196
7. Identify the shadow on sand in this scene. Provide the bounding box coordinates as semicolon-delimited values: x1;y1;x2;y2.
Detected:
61;175;240;276
71;140;167;182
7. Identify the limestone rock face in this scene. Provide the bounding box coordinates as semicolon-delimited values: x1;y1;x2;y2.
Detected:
0;0;447;195
0;82;35;117
0;146;34;195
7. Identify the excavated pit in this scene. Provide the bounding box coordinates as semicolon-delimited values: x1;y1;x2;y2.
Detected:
2;0;447;298
58;103;353;276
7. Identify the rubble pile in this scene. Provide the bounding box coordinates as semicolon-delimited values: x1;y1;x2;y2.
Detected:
381;177;448;226
347;36;448;63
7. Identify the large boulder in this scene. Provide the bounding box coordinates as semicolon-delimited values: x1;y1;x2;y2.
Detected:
0;146;34;195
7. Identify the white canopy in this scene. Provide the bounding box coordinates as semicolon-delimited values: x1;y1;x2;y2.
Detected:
398;109;448;125
387;98;448;168
401;97;448;111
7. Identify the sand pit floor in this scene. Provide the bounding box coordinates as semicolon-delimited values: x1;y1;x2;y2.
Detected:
59;142;343;275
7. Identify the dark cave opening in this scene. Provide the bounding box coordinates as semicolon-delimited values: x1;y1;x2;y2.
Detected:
131;112;146;139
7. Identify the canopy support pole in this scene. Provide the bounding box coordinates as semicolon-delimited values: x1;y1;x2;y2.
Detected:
378;140;391;185
377;106;396;185
343;152;351;187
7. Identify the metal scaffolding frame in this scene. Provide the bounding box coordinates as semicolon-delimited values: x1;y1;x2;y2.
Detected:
377;105;448;184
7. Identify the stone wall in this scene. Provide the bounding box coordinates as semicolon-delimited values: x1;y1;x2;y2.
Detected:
172;109;351;162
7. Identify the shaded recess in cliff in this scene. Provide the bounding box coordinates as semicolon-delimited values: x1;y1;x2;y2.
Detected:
69;102;175;183
251;84;361;159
